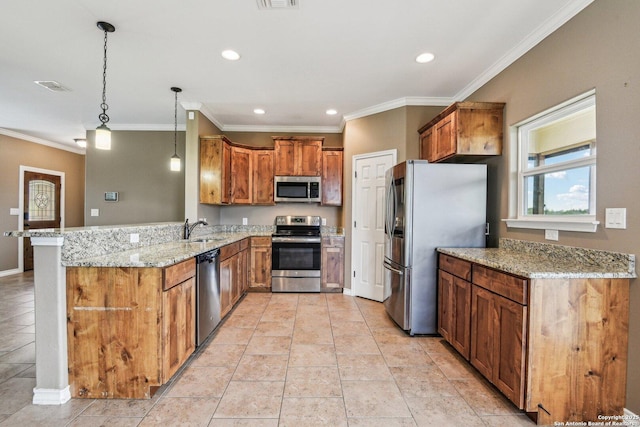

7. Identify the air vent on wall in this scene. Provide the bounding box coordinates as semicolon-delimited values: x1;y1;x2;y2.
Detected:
34;80;70;92
257;0;298;9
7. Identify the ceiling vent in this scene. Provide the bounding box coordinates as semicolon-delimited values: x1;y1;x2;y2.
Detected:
257;0;298;9
34;80;70;92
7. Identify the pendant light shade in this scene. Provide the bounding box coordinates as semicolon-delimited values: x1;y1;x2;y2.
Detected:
170;87;182;172
96;21;115;150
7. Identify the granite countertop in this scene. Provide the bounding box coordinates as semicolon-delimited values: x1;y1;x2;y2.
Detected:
63;232;265;268
62;230;344;268
438;239;636;279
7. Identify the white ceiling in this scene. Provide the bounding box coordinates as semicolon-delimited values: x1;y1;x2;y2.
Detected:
0;0;593;152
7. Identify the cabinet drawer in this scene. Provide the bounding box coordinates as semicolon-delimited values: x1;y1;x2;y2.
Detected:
322;236;344;247
472;265;527;305
439;254;471;281
220;242;240;260
251;236;271;247
163;258;195;291
239;238;249;251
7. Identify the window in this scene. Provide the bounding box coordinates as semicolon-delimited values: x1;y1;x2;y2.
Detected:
505;91;599;232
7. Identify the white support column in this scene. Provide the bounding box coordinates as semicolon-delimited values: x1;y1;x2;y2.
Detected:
30;236;70;405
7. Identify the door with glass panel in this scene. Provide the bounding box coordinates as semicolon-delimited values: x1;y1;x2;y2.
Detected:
23;172;61;270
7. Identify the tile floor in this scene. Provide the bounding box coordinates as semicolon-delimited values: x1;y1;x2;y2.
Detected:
0;272;536;426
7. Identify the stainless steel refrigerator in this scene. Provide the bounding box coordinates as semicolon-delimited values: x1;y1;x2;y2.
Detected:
383;160;487;335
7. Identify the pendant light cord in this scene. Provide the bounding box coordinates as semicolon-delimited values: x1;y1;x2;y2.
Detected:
99;28;110;125
174;89;178;155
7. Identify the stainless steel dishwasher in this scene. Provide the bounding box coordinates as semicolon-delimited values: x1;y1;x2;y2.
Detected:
195;249;220;346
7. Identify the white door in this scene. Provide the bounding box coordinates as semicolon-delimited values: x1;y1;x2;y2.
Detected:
351;150;396;301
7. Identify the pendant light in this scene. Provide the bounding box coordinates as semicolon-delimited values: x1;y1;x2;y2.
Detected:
96;21;115;150
170;87;182;172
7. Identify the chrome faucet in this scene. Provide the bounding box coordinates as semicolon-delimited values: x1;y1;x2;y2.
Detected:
184;218;208;240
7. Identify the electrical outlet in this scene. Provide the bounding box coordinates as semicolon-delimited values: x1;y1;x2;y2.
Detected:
321;218;327;226
545;229;559;241
130;233;139;243
242;217;248;225
90;209;99;217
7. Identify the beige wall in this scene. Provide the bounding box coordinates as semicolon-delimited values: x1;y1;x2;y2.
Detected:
467;0;640;412
85;130;185;226
341;106;442;291
0;134;84;272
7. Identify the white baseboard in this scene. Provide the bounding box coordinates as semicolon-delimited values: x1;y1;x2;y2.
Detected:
342;287;354;296
0;268;21;278
32;386;71;405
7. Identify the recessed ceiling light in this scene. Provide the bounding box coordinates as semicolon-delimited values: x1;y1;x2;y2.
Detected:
415;52;435;63
221;50;241;61
326;109;337;115
254;108;266;115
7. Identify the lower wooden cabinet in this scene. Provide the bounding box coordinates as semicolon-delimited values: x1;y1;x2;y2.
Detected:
321;236;344;290
66;258;196;399
249;236;272;291
438;255;472;359
438;253;630;424
162;276;196;382
470;284;526;408
220;239;249;317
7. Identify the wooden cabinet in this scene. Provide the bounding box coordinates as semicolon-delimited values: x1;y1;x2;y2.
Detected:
321;236;344;290
231;147;252;204
201;135;342;205
439;253;630;424
438;254;472;359
162;276;196;382
249;236;272;291
252;149;275;205
220;240;248;317
66;258;196;399
200;136;232;204
274;137;323;176
321;149;343;206
469;263;528;409
418;102;504;163
470;283;526;408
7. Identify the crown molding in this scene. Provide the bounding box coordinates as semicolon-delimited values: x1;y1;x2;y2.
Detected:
455;0;595;100
0;128;85;155
343;96;453;122
222;124;343;134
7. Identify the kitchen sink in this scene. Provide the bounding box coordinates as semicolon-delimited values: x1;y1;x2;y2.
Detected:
190;237;225;243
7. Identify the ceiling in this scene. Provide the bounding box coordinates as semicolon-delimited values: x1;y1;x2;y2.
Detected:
0;0;594;152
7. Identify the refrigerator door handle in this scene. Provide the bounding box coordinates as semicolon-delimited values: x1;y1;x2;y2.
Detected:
383;261;404;276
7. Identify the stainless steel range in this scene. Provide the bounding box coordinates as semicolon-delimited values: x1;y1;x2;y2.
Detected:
271;215;321;292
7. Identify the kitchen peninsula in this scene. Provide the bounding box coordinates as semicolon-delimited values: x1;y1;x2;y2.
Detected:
4;221;343;402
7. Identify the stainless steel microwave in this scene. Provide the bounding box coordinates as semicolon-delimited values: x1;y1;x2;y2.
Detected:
274;176;321;203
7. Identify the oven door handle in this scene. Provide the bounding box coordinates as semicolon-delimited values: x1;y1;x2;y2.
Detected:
271;236;321;243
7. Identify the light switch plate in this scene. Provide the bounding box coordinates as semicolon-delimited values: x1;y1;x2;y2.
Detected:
130;233;139;243
605;208;627;229
9;208;20;216
90;209;99;217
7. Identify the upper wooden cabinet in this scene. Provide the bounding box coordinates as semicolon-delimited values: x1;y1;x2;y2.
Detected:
252;150;275;205
418;102;505;163
321;149;343;206
200;135;342;205
274;137;323;176
200;136;232;204
231;146;252;204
